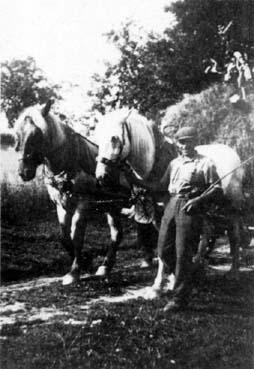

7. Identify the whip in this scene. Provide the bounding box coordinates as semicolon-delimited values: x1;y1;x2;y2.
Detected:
202;153;254;196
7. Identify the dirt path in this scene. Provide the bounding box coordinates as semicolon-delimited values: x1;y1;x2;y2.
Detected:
1;260;254;330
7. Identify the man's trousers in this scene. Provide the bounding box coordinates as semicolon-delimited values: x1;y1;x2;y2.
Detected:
157;196;203;303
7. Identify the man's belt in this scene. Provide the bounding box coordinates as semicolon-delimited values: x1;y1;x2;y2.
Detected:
170;193;189;199
170;191;202;200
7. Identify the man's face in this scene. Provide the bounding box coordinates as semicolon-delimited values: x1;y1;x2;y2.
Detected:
176;137;196;157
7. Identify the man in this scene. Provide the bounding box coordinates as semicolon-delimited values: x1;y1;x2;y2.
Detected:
234;51;252;101
125;126;223;311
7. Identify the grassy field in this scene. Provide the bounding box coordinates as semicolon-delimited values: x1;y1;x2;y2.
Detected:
1;147;52;224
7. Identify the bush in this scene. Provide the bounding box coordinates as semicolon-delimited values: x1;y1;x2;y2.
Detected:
1;177;52;225
1;148;52;224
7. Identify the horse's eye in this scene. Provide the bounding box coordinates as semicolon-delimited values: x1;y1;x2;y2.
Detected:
111;136;119;146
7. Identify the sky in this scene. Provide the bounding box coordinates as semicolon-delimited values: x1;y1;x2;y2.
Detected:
1;0;175;89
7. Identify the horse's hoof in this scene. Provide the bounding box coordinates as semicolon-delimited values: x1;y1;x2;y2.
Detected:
140;260;153;269
226;269;240;281
143;286;161;300
164;274;175;292
152;257;159;266
95;266;108;277
62;272;79;285
192;254;202;265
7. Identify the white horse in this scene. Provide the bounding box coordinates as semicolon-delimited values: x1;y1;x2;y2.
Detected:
95;109;246;294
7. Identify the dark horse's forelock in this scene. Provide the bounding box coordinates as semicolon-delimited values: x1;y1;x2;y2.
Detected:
15;106;65;150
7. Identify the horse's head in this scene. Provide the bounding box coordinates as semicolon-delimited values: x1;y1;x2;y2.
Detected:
95;111;131;187
14;101;53;181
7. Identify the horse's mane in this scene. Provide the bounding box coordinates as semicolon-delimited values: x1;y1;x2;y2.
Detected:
94;109;130;145
15;106;66;146
96;109;157;178
125;111;156;178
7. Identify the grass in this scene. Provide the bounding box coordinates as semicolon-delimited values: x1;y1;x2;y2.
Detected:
1;214;254;369
1;211;136;282
1;306;253;369
1;271;254;369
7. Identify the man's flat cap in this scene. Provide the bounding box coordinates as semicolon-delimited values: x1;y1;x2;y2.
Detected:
175;126;197;140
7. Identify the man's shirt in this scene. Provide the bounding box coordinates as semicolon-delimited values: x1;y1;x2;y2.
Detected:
160;152;221;196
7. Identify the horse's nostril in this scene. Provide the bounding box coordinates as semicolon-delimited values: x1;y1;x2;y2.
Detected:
19;172;28;181
96;179;103;188
96;175;113;189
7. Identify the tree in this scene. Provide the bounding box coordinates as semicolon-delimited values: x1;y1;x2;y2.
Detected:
165;0;254;78
88;23;177;118
1;57;61;126
89;0;254;117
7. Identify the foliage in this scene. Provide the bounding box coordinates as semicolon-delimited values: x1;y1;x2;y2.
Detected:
89;23;178;118
167;0;254;61
1;57;61;126
165;0;254;88
162;84;254;189
89;0;254;117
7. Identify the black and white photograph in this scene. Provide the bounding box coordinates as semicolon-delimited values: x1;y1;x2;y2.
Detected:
1;0;254;368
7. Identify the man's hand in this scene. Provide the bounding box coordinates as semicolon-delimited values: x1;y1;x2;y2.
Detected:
122;163;141;185
181;197;201;215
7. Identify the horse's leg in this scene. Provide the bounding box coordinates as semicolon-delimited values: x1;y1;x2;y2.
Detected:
136;222;157;268
56;203;73;258
227;214;240;280
146;203;176;299
56;203;79;285
193;219;215;264
95;212;123;277
152;257;166;291
193;235;207;265
238;214;251;265
65;202;89;285
206;236;216;257
143;257;169;300
61;199;90;286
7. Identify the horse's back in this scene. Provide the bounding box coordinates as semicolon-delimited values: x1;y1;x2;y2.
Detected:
196;144;244;208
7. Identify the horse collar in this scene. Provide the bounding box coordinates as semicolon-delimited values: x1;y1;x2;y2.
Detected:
122;120;131;147
45;169;75;196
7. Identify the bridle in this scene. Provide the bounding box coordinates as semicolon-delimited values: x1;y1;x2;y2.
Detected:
17;116;71;167
17;141;66;166
18;151;44;164
96;120;132;170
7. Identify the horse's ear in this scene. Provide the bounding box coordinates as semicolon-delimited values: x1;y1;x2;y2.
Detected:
41;99;54;117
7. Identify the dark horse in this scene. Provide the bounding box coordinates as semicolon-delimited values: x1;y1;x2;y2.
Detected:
12;101;132;285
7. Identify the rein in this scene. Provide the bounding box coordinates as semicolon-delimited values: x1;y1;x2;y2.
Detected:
17;110;136;208
18;143;65;164
202;153;254;196
96;156;128;170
